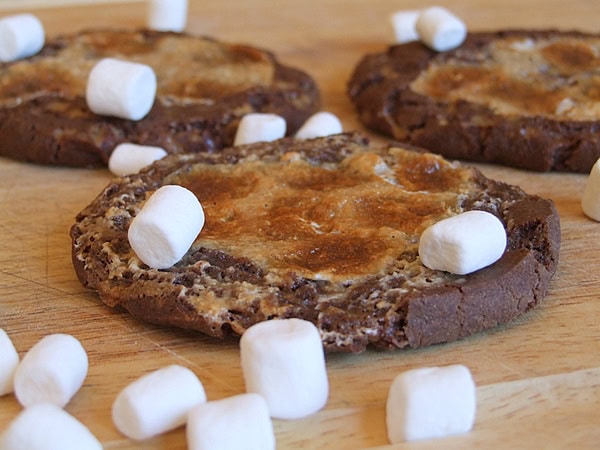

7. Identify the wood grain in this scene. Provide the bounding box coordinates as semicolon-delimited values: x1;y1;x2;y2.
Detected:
1;1;600;448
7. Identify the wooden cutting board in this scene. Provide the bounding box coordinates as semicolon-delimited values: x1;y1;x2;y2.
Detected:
1;1;599;448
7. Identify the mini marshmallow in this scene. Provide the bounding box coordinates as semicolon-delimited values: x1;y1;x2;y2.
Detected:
295;111;343;140
86;57;157;121
415;6;467;52
108;142;167;176
582;158;600;221
13;333;88;408
112;364;206;441
233;113;286;146
187;393;275;450
0;403;102;450
390;10;420;43
0;328;19;396
0;14;45;62
386;364;476;443
418;210;506;275
148;0;188;32
128;185;205;269
240;318;329;420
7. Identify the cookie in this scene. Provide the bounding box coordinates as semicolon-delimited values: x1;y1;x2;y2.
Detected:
0;29;320;167
70;133;560;353
348;30;600;172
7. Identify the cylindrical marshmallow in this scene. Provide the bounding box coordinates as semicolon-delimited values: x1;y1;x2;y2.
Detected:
386;364;476;443
415;6;467;52
240;318;329;420
390;10;420;44
582;158;600;221
0;403;102;450
112;364;206;441
86;57;157;121
187;393;275;450
0;14;45;62
108;142;167;176
295;112;343;140
13;333;88;408
128;184;205;269
418;210;506;275
148;0;188;32
233;113;287;146
0;328;19;396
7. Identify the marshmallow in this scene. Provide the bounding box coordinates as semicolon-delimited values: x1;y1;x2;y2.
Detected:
233;113;286;146
415;6;467;52
86;57;157;121
0;14;45;62
148;0;188;32
187;393;275;450
0;328;19;396
582;158;600;221
112;364;206;440
418;210;506;275
390;10;421;43
108;142;167;176
128;185;205;269
295;112;343;140
240;318;329;420
386;364;476;443
0;403;102;450
13;333;88;408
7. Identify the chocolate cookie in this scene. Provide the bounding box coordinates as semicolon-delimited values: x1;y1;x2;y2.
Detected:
70;133;560;352
348;30;600;172
0;29;320;167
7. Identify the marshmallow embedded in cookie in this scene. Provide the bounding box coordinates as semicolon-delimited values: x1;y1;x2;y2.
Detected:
234;113;287;146
0;403;102;450
128;185;205;269
295;112;343;139
390;10;421;43
13;334;88;408
86;58;157;121
0;14;45;62
240;318;329;420
112;364;206;441
386;364;476;443
582;158;600;221
0;328;19;396
415;6;467;52
187;393;275;450
148;0;188;32
108;143;167;176
418;210;506;275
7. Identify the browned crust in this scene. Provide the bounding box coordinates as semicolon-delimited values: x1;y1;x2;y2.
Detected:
0;29;320;167
70;133;560;352
348;29;600;173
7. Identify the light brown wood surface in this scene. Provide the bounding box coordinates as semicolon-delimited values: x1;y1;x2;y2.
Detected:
1;0;599;448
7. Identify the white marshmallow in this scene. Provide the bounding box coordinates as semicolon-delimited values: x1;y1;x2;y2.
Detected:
0;14;45;62
187;393;275;450
0;328;19;396
295;112;343;140
0;403;102;450
112;364;206;441
233;113;286;146
13;333;88;408
415;6;467;52
86;57;157;121
418;210;506;275
386;364;476;443
108;142;167;176
582;158;600;221
390;10;421;44
148;0;188;32
128;185;204;269
240;318;328;420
